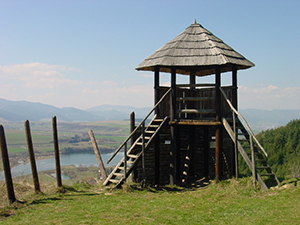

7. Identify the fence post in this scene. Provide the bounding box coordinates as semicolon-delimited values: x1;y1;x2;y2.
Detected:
52;116;62;187
25;120;41;193
88;130;107;180
0;125;16;204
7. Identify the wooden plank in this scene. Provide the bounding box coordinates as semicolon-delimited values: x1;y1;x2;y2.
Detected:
88;130;107;180
169;120;221;126
178;109;215;114
177;97;214;101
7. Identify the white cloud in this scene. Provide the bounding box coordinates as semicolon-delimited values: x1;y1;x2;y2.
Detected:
0;62;154;109
239;85;300;109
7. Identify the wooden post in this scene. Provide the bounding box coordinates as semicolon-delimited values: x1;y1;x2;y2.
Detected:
25;120;41;193
232;111;238;180
0;125;16;204
130;112;138;182
250;135;256;188
88;130;107;180
154;66;160;116
232;65;238;180
215;67;221;183
142;122;146;184
170;68;177;121
124;142;127;179
190;70;196;90
130;112;135;146
232;65;238;110
52;116;62;187
170;67;177;185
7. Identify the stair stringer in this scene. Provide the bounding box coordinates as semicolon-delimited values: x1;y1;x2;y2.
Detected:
103;116;169;188
223;118;269;191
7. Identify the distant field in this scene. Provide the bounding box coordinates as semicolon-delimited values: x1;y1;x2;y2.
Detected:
1;120;130;153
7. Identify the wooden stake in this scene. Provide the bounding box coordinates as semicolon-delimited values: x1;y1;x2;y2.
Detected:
25;120;41;193
0;125;16;204
52;116;62;187
88;130;107;180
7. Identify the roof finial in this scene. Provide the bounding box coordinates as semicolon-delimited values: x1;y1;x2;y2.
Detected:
193;19;197;24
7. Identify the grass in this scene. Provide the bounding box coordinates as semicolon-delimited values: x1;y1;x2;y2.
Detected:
0;177;299;224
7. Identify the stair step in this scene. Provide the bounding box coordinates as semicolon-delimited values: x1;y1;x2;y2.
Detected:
113;172;124;177
148;125;159;128
153;119;163;122
145;130;155;134
127;154;138;159
109;179;121;184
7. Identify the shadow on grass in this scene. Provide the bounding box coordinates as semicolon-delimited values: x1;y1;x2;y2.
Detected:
126;177;211;193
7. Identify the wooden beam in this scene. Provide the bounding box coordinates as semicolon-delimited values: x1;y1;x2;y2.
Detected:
190;71;195;90
169;120;221;126
170;68;176;121
232;65;238;110
154;66;160;116
215;67;221;183
88;130;107;181
170;68;177;185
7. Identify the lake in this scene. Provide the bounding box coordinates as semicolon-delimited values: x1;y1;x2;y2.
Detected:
0;152;123;180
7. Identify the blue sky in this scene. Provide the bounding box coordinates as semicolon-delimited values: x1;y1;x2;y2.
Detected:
1;0;300;110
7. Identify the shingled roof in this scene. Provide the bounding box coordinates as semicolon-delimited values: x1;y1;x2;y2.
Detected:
136;20;254;76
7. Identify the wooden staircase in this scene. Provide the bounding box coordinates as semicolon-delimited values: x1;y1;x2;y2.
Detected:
103;115;169;188
223;118;280;190
220;87;280;190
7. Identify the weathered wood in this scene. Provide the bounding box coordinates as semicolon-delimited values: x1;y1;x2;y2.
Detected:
170;68;176;121
142;122;146;183
233;111;238;180
130;112;135;146
169;120;221;126
154;66;160;116
88;130;107;180
215;67;221;183
52;116;62;187
25;120;41;193
0;125;16;204
232;65;238;110
189;71;195;90
136;21;254;76
250;136;256;188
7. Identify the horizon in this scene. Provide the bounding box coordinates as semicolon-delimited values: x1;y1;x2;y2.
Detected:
1;1;300;110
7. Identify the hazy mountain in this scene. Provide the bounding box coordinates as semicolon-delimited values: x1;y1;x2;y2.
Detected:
0;98;101;122
87;104;152;120
0;98;299;132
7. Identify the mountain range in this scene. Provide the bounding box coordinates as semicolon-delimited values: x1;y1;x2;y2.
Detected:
0;98;299;132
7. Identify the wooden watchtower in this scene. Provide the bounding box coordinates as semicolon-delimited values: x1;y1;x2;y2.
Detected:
104;21;280;190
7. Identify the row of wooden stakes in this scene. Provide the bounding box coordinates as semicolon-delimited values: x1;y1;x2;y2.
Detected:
0;116;108;205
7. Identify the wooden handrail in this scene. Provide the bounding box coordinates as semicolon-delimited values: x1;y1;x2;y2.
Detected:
107;88;172;164
220;87;268;157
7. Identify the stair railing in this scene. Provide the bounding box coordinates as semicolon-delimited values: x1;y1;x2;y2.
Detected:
107;88;172;164
219;87;268;158
220;87;267;187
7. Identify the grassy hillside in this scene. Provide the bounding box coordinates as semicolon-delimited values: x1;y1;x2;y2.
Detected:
256;119;300;179
0;178;299;224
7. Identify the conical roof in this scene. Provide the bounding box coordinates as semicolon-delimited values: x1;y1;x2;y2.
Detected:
136;20;254;76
